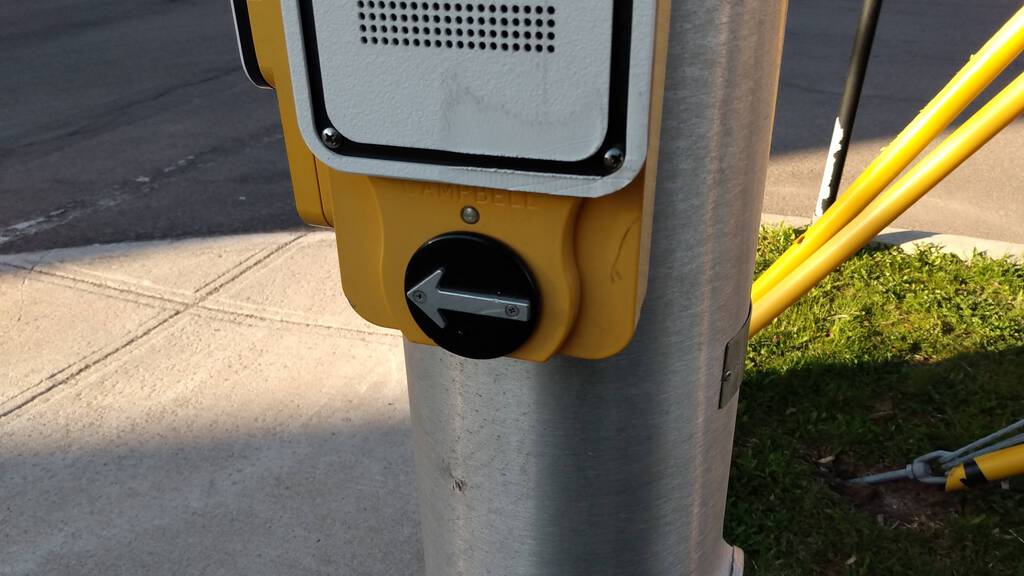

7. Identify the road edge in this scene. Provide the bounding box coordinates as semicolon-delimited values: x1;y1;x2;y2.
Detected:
761;213;1024;263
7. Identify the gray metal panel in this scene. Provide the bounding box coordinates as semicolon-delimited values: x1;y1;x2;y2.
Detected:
403;1;789;574
316;0;614;161
280;0;658;198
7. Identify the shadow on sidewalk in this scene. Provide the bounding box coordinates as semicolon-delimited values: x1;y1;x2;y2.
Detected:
1;343;1020;574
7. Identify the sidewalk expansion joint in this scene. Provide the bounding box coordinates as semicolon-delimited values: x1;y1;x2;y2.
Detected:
5;264;193;309
0;312;177;419
0;233;310;422
192;303;399;340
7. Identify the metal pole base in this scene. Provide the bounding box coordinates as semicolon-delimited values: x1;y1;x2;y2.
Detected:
729;547;745;576
406;342;747;576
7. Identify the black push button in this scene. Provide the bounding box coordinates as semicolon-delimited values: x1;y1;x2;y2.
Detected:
404;233;540;359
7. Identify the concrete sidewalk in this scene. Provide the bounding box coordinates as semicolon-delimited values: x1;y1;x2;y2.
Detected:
2;225;1022;575
0;231;420;576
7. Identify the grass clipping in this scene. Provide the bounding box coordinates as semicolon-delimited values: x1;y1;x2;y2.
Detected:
729;225;1024;575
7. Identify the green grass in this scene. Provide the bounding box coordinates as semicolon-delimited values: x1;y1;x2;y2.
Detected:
727;225;1024;576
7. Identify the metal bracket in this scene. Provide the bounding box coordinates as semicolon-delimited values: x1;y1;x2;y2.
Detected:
719;304;752;409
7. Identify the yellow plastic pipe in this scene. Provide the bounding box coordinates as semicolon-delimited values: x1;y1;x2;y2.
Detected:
750;71;1024;336
946;444;1024;492
752;6;1024;303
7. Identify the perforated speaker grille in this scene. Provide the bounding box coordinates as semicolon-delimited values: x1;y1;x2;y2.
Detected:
357;1;557;53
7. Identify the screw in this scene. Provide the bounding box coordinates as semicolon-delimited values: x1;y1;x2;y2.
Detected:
321;127;342;150
603;146;624;169
411;290;426;303
460;206;480;225
505;304;520;318
723;371;733;383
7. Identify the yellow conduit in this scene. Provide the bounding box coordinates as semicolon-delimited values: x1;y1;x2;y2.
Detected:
750;71;1024;336
751;6;1024;304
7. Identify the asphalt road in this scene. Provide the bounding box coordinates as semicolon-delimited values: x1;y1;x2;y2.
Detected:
0;0;300;254
2;0;1023;254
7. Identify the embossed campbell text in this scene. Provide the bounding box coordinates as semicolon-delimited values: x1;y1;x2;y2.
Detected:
408;184;541;209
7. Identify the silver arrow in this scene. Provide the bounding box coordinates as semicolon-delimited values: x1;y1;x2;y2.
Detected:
406;269;531;329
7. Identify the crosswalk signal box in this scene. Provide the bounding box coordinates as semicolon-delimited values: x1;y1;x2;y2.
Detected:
233;0;671;360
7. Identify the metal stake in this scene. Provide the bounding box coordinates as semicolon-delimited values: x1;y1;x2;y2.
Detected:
813;0;884;221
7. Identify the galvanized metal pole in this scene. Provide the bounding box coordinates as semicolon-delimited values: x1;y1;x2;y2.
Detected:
403;1;789;574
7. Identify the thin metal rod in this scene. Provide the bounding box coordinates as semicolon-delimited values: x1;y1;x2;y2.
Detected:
849;466;912;485
940;418;1024;465
813;0;884;220
943;433;1024;470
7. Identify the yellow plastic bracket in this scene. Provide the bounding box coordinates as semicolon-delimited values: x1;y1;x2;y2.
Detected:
247;0;331;227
